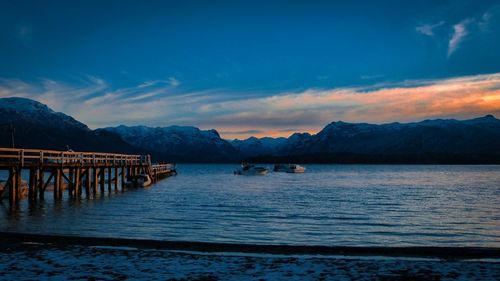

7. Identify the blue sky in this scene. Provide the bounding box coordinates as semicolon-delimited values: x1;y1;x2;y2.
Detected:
1;0;500;138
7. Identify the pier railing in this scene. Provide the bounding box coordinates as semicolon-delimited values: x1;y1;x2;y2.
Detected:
0;148;149;167
0;147;177;206
151;163;176;172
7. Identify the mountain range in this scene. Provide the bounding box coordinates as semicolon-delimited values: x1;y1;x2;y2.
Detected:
1;97;500;163
0;97;138;154
98;125;237;162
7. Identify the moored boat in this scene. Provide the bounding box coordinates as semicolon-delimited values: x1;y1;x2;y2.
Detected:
273;164;306;173
234;163;268;175
125;174;152;187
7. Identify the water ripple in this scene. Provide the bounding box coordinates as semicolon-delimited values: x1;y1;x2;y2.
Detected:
1;164;499;247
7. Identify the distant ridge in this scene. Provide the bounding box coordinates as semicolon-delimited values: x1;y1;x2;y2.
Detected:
99;125;238;162
1;97;500;163
239;115;500;164
0;97;139;153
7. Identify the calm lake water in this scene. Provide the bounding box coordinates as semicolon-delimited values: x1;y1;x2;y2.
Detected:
1;164;499;247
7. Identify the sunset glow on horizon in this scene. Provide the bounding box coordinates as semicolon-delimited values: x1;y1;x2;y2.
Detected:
1;1;500;139
1;72;500;139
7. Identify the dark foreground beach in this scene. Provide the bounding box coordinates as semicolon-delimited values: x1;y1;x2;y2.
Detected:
1;233;499;281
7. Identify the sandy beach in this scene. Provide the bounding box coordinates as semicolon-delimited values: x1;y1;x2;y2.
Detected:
1;240;499;281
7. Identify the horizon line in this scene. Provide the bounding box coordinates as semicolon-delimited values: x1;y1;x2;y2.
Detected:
0;96;497;140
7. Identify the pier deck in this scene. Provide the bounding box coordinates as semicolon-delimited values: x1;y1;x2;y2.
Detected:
0;147;176;207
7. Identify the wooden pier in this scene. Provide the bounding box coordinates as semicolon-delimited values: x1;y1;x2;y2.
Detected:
0;148;176;207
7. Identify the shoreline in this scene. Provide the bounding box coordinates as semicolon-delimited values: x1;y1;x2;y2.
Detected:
1;236;499;281
1;232;499;260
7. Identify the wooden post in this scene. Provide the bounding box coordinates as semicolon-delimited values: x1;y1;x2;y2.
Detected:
92;167;98;197
99;167;105;193
28;167;36;202
58;168;64;199
15;166;21;202
121;166;125;190
69;168;74;187
8;167;16;207
78;168;83;198
33;168;39;202
107;167;112;193
54;168;61;200
85;168;91;198
67;168;74;198
114;167;118;191
74;168;81;198
38;169;45;200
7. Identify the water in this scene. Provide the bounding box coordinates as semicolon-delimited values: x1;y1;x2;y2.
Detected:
1;164;499;247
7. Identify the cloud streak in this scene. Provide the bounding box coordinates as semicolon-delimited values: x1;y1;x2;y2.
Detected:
416;21;445;36
418;5;500;59
1;73;500;139
448;19;470;57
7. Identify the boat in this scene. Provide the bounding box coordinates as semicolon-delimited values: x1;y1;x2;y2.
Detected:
234;163;268;175
125;174;152;187
273;164;306;173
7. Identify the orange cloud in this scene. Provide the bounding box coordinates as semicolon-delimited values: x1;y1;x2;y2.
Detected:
213;73;500;138
2;73;500;139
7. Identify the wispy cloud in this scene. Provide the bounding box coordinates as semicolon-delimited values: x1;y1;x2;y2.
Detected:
1;73;500;139
419;5;500;59
416;21;445;36
478;5;500;32
168;77;180;87
220;129;265;136
0;76;109;110
447;19;471;57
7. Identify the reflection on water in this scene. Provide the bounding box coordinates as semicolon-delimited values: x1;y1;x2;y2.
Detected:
1;164;499;247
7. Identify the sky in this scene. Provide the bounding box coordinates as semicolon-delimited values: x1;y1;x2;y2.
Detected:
1;0;500;139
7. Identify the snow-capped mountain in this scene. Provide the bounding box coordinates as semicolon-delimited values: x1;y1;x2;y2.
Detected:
248;115;500;163
2;97;500;163
100;125;239;162
231;137;287;157
0;97;88;131
0;97;138;153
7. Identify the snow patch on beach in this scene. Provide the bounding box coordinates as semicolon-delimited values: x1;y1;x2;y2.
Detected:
0;243;499;280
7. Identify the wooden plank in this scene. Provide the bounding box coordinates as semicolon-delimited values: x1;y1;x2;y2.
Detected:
0;147;144;170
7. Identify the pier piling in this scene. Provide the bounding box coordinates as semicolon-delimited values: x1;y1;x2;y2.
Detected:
0;148;175;207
